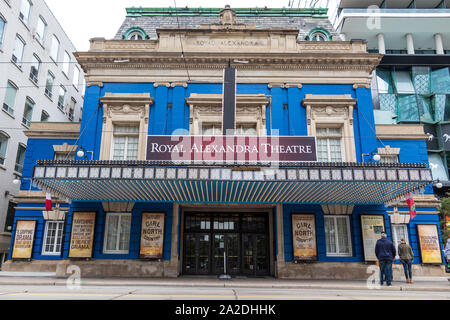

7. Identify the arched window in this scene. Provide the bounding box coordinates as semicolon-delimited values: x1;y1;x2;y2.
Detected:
310;32;327;41
0;131;10;165
128;32;143;40
123;27;148;40
307;28;331;42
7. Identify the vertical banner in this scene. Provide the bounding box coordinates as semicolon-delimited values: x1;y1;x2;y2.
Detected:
222;67;236;135
12;220;36;259
360;215;385;261
417;224;443;264
68;212;96;258
140;212;165;259
291;214;317;261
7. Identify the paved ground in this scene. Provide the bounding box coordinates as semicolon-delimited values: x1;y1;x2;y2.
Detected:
0;272;448;300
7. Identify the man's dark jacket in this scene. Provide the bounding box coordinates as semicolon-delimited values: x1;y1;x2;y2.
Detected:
375;237;396;261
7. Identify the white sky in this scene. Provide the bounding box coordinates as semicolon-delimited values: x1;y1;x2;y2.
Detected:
45;0;332;51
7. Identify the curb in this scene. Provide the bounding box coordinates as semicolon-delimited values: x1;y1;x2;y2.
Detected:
0;278;448;292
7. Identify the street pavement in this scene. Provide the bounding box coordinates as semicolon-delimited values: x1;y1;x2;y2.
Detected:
0;272;448;300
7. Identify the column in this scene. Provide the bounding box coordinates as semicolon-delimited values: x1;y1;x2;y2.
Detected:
276;203;285;278
434;33;444;55
406;33;415;54
377;33;386;54
168;203;180;277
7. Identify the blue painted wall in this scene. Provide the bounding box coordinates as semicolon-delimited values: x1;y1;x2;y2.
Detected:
21;138;77;191
11;81;442;266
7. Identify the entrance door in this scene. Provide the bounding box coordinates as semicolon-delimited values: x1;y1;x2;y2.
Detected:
212;233;240;275
183;212;270;276
242;234;269;276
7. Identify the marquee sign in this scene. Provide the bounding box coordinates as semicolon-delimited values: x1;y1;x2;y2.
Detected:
146;135;317;163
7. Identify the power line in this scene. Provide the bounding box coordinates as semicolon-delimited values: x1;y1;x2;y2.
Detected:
173;0;191;82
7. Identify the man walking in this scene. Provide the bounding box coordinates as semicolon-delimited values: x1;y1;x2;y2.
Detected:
375;232;396;286
398;238;414;283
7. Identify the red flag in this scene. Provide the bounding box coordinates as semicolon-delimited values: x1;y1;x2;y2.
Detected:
406;193;416;220
45;193;52;211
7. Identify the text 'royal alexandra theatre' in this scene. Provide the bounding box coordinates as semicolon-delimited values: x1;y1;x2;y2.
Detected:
4;7;446;279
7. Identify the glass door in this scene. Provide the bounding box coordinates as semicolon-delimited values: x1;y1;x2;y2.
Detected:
212;233;240;275
242;234;269;276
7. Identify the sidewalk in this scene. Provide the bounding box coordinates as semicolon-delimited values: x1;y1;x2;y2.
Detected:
0;272;449;292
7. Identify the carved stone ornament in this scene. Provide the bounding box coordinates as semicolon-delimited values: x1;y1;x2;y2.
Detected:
219;5;237;25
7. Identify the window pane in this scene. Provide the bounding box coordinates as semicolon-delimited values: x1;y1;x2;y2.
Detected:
58;86;66;108
118;215;131;251
336;217;350;254
3;81;18;114
0;133;8;164
324;217;336;254
63;52;70;75
50;35;59;61
45;72;54;98
73;67;80;87
0;17;5;47
36;17;46;42
106;215;119;251
20;0;31;23
394;71;415;94
41;110;49;122
22;98;34;127
12;36;25;65
29;55;40;83
397;95;419;122
15;145;26;173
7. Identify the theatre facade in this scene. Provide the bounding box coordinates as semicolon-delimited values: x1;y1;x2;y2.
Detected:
4;7;447;279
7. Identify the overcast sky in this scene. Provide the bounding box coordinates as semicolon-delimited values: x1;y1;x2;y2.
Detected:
45;0;332;51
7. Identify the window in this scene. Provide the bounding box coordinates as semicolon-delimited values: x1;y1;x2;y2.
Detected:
42;221;64;255
35;16;46;43
54;152;73;160
0;16;5;48
236;124;257;135
50;35;59;62
62;51;70;76
73;66;80;88
0;131;9;165
324;215;352;256
14;144;26;173
40;110;49;122
103;213;131;253
201;123;221;135
128;32;143;40
316;127;343;162
45;71;54;99
68;98;75;121
310;32;327;41
3;81;18;115
29;54;40;83
22;97;34;127
12;35;25;66
19;0;32;24
112;124;139;160
57;86;66;110
379;154;399;163
391;224;409;259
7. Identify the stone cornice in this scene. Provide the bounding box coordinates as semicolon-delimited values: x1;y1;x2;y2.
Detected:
186;93;270;106
100;92;154;105
24;122;80;139
75;51;382;74
376;124;428;140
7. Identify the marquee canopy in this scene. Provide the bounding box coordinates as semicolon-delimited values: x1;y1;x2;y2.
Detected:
32;160;432;206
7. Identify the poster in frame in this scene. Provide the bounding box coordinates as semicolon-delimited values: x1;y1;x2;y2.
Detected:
360;214;385;262
416;224;443;264
291;213;317;261
12;220;37;260
68;211;96;259
140;212;165;259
